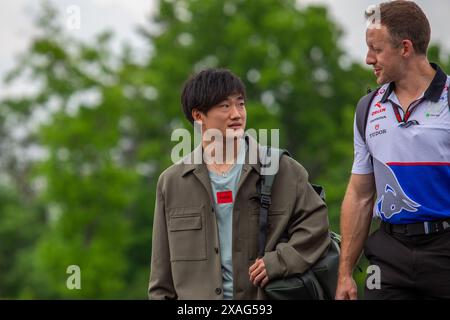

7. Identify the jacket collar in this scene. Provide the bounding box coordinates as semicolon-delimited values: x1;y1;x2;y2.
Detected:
180;134;261;177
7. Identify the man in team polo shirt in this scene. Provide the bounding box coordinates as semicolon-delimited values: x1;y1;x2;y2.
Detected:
336;1;450;300
148;68;330;299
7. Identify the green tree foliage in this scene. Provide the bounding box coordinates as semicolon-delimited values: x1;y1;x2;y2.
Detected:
0;0;448;298
1;4;152;298
140;0;376;229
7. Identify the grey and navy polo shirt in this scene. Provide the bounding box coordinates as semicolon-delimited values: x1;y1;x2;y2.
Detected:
352;63;450;224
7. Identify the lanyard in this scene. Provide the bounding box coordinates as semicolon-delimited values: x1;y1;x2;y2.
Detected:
389;98;423;124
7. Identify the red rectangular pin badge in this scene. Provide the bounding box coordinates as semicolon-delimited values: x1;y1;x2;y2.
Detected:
216;190;233;204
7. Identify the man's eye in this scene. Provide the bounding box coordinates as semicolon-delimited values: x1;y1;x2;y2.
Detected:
220;104;229;108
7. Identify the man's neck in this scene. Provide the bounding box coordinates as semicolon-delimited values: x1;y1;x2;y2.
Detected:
394;58;436;108
202;138;241;168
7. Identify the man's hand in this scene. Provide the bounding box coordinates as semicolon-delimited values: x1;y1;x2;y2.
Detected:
335;275;358;300
249;258;269;288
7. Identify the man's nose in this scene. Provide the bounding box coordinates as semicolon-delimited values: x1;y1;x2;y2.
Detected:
229;104;241;118
366;51;376;65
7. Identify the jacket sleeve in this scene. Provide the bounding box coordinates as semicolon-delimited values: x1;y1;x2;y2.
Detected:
148;175;177;299
263;162;331;280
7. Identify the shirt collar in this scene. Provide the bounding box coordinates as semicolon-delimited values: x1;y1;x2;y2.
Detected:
380;63;447;103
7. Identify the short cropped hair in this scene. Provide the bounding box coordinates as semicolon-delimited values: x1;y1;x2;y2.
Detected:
366;1;430;55
181;68;246;125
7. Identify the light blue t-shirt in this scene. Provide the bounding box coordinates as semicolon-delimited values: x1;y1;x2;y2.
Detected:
208;142;245;300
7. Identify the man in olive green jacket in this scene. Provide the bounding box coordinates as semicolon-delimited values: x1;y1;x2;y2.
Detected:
148;68;330;300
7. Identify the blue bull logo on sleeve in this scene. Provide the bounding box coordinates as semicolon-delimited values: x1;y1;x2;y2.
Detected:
373;158;421;220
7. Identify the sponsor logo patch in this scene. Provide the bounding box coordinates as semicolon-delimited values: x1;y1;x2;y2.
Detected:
369;128;387;139
369;115;387;123
425;101;445;118
375;88;386;96
371;102;386;116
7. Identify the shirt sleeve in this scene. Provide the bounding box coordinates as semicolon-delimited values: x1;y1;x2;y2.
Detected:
351;114;374;174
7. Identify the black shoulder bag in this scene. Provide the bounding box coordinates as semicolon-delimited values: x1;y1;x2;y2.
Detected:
258;147;340;300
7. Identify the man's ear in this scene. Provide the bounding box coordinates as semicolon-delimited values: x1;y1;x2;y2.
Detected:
401;39;414;58
192;108;203;122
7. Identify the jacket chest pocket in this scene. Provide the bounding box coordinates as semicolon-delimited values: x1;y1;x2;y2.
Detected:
168;207;207;261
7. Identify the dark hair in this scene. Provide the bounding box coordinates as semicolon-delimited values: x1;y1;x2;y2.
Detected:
181;68;246;124
366;1;430;55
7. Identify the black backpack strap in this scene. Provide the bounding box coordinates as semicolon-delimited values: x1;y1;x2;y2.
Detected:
355;88;379;144
258;147;291;258
311;184;326;201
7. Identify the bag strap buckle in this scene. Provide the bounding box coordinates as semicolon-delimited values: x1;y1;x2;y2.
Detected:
260;194;271;209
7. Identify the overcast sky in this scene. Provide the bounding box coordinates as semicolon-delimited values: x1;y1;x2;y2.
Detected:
302;0;450;61
1;0;449;95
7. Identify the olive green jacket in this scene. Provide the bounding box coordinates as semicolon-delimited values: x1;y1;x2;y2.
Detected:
148;137;330;300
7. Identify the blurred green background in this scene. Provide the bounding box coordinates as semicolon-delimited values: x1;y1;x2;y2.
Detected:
0;0;449;299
